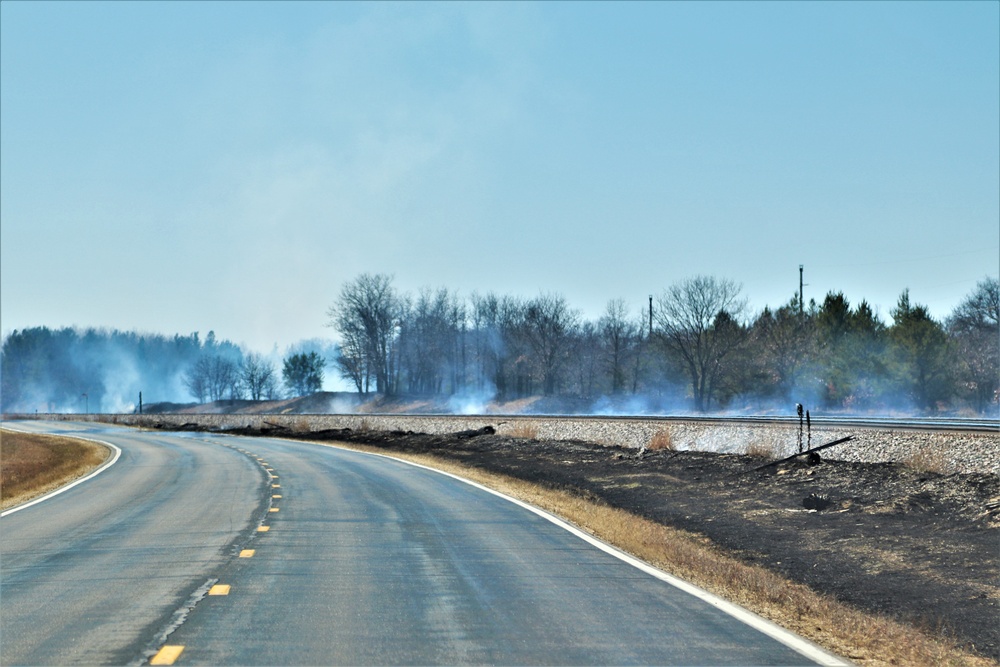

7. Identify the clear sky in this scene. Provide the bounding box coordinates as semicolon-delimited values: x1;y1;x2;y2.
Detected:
2;1;998;354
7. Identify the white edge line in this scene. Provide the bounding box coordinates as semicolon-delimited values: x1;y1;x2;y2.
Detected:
1;426;123;517
312;440;852;667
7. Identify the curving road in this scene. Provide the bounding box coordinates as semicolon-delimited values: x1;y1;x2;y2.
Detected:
1;422;844;665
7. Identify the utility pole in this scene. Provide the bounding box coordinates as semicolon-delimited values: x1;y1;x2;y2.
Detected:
799;264;804;321
648;295;653;338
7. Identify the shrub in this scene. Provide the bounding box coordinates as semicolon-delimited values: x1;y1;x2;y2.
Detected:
902;445;952;474
745;440;781;459
647;428;675;451
508;421;539;439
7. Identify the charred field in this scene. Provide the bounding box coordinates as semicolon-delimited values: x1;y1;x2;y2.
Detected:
212;422;1000;662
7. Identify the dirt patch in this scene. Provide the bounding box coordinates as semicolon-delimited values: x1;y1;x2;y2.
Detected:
1;429;111;510
211;424;1000;663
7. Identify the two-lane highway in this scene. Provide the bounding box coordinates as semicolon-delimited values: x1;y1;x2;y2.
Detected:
1;422;269;665
1;422;844;665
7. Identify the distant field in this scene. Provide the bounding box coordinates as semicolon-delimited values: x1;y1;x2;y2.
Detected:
1;429;110;510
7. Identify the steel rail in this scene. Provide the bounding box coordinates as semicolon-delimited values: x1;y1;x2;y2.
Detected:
349;413;1000;434
5;412;998;434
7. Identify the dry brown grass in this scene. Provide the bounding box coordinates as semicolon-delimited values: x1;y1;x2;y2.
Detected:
902;445;953;475
1;429;110;510
647;428;675;451
291;416;312;434
323;441;993;667
506;421;539;439
745;440;782;460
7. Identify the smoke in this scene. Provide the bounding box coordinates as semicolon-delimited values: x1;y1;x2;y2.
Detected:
1;327;231;413
587;388;697;417
446;385;498;415
325;394;362;415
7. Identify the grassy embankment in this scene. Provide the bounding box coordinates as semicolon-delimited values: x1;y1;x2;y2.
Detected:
0;429;110;510
327;441;995;667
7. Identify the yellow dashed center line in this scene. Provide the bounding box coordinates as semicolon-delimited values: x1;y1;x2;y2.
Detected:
272;484;280;488
150;645;184;665
257;525;270;532
269;508;279;513
208;584;231;596
239;549;255;558
272;494;282;499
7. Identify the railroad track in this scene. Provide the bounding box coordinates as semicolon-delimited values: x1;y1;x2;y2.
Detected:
354;413;1000;434
9;412;998;473
6;412;999;435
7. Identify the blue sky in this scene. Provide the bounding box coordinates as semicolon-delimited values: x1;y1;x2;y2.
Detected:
2;1;997;353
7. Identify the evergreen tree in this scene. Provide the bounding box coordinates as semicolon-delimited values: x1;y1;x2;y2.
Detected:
282;352;325;397
889;290;953;411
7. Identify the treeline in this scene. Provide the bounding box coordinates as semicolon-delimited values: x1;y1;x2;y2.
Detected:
0;328;327;413
328;273;999;415
0;329;237;413
2;274;996;416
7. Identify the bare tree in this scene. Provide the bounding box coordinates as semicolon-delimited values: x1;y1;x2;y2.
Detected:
211;356;242;401
469;292;528;400
468;293;494;394
947;277;999;414
573;320;602;397
335;326;369;393
599;298;640;394
184;354;242;402
654;276;748;411
523;293;580;396
398;288;460;394
183;357;209;402
327;273;401;395
241;352;276;401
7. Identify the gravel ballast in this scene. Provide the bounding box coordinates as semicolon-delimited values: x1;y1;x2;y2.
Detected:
60;412;1000;475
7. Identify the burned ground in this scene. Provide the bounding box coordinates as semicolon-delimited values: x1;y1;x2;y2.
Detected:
208;423;998;661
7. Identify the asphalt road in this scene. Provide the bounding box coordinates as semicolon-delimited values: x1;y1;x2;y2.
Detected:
1;422;841;666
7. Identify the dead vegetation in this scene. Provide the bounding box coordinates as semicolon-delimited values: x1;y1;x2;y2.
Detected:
329;442;994;667
745;439;782;459
291;416;313;433
506;421;539;439
1;429;110;510
646;428;675;451
903;444;954;475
